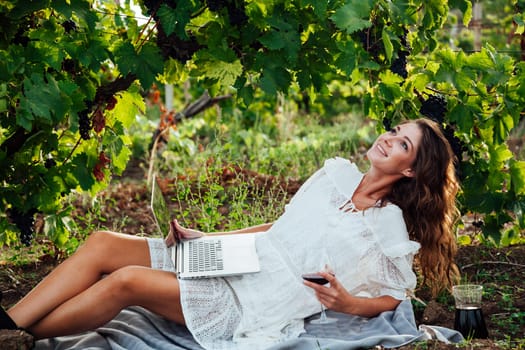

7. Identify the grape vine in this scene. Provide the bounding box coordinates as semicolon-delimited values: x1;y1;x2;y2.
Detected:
0;0;523;248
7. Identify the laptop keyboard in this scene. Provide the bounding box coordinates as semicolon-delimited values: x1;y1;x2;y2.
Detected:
188;239;224;273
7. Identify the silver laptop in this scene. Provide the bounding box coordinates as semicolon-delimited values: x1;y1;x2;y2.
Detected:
150;174;261;279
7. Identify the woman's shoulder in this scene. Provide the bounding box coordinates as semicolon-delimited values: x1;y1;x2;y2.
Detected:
363;204;405;230
323;156;358;169
322;157;363;197
363;204;420;257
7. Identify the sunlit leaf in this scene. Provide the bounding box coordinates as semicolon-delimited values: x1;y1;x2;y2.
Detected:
203;59;243;88
510;160;525;195
382;28;393;62
330;0;373;34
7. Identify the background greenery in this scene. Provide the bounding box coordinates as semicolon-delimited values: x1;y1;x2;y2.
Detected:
0;0;524;250
0;2;524;347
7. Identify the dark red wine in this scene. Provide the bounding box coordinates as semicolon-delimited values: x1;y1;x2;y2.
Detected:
454;307;488;339
302;273;329;285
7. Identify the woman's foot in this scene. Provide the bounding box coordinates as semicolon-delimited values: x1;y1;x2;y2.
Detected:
0;292;18;330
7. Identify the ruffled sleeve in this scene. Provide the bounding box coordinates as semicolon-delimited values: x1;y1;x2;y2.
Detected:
284;157;361;212
283;167;325;212
363;205;421;258
323;157;363;199
358;205;421;300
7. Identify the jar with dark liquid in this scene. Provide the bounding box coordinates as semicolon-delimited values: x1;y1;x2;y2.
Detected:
454;306;488;339
452;285;489;339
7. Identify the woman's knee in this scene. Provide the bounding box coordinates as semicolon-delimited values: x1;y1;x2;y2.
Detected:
73;231;123;269
81;231;122;256
103;266;148;301
77;231;150;273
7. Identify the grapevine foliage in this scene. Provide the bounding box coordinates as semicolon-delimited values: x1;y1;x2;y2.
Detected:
0;1;148;246
0;0;524;247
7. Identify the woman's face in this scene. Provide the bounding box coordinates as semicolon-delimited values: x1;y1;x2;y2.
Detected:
367;123;423;178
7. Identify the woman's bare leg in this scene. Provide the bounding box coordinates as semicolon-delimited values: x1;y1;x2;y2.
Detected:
7;231;153;330
27;266;184;339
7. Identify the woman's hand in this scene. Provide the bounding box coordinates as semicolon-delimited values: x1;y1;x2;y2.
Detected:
303;271;402;317
165;219;204;247
303;271;353;314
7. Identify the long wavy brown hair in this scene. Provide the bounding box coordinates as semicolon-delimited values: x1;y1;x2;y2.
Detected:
386;118;461;297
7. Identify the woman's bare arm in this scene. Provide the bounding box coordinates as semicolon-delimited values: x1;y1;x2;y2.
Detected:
303;271;401;318
166;220;273;246
209;223;273;235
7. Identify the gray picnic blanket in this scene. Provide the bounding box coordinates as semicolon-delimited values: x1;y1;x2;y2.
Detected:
35;299;464;349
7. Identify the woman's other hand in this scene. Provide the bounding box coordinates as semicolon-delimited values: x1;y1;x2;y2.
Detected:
303;271;352;314
303;271;401;317
165;219;204;247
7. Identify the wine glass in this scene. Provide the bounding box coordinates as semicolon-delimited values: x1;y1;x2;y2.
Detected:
302;245;337;324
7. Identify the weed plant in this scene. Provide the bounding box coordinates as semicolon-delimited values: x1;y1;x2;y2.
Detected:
138;108;374;232
153;112;374;181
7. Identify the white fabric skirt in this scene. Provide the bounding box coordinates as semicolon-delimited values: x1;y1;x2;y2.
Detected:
146;238;242;350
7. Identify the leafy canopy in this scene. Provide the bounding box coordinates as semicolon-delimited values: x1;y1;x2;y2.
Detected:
0;0;523;247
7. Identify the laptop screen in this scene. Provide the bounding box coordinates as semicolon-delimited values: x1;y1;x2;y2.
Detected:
151;175;171;238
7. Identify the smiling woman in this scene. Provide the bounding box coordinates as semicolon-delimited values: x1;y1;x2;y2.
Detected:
1;118;462;350
361;123;422;198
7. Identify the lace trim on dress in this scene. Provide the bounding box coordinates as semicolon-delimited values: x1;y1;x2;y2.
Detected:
356;244;416;300
339;198;382;213
329;188;374;213
329;189;347;208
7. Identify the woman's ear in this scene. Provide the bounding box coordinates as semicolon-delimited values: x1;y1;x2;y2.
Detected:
402;168;415;178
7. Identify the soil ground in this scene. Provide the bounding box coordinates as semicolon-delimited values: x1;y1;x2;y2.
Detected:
0;162;524;349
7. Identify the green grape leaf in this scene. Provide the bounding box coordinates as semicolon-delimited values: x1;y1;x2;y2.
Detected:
510;160;525;196
109;88;145;129
202;59;243;88
457;234;472;246
260;66;291;94
382;28;393;62
334;41;358;76
448;103;475;131
0;47;25;77
513;14;525;35
492;113;515;144
44;211;74;247
114;42;162;89
159;58;189;84
304;0;328;20
448;0;472;26
330;0;372;34
54;0;99;31
0;83;7;113
489;144;511;166
258;18;301;64
74;36;109;71
110;136;132;174
237;85;254;106
157;4;179;36
157;1;193;39
18;74;78;129
259;31;286;50
70;153;95;191
377;71;404;100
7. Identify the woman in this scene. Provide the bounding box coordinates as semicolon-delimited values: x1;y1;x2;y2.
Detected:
1;118;460;349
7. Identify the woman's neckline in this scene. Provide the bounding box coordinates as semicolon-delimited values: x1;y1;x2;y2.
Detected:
339;198;382;213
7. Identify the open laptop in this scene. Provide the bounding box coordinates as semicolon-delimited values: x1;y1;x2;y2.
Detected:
150;174;261;279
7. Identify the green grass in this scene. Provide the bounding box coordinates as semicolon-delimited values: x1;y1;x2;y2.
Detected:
147;111;375;181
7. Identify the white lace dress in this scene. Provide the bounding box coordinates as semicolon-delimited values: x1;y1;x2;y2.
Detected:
147;157;421;350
